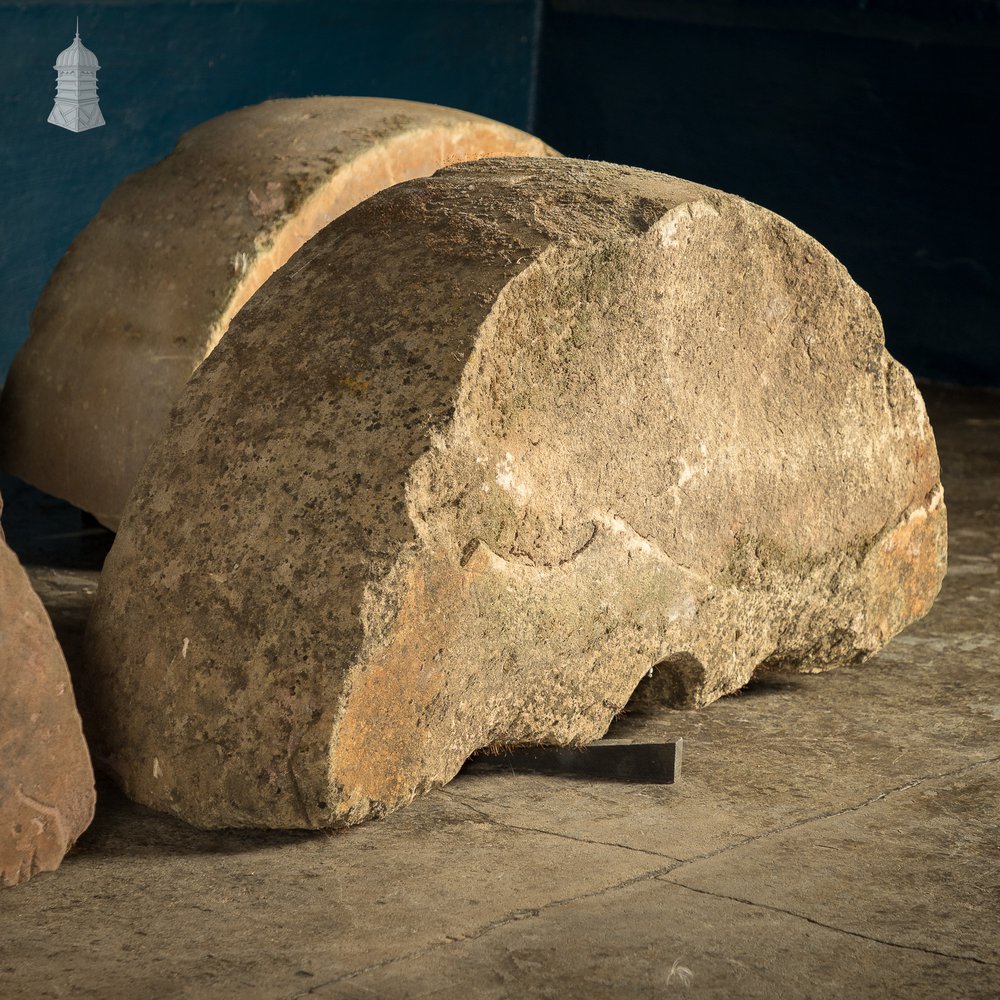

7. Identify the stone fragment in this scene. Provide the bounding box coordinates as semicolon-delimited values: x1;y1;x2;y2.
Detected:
1;495;95;886
0;98;557;529
83;157;946;831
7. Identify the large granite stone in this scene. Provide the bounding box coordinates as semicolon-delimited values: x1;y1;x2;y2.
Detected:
0;98;556;529
1;496;95;886
84;157;946;830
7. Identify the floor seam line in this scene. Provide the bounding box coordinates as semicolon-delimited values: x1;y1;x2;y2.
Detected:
292;756;1000;996
439;788;682;862
661;878;999;967
664;753;1000;874
289;862;679;998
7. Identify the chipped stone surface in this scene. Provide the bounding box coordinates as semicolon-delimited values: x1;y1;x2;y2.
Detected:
0;98;556;530
0;494;95;887
84;157;945;830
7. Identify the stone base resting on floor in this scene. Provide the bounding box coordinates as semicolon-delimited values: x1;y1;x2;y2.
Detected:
83;156;946;831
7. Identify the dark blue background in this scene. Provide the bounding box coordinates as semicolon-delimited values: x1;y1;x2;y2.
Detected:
0;0;542;377
536;2;1000;387
2;1;997;384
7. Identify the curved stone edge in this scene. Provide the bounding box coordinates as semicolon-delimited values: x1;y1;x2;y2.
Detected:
1;505;96;886
0;98;557;530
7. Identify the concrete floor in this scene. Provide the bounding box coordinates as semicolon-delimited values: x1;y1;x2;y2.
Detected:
1;383;998;999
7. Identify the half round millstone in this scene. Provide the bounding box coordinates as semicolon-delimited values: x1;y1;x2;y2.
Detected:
0;97;556;530
83;157;946;830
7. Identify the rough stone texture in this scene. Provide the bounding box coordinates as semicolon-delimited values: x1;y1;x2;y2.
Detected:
0;493;95;887
84;156;945;831
0;385;992;999
0;97;556;529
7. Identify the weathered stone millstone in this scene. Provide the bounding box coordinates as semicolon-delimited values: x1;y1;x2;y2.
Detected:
0;98;556;529
84;157;946;830
1;496;95;886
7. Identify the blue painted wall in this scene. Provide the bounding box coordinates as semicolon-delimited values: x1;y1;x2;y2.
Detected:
0;0;542;377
